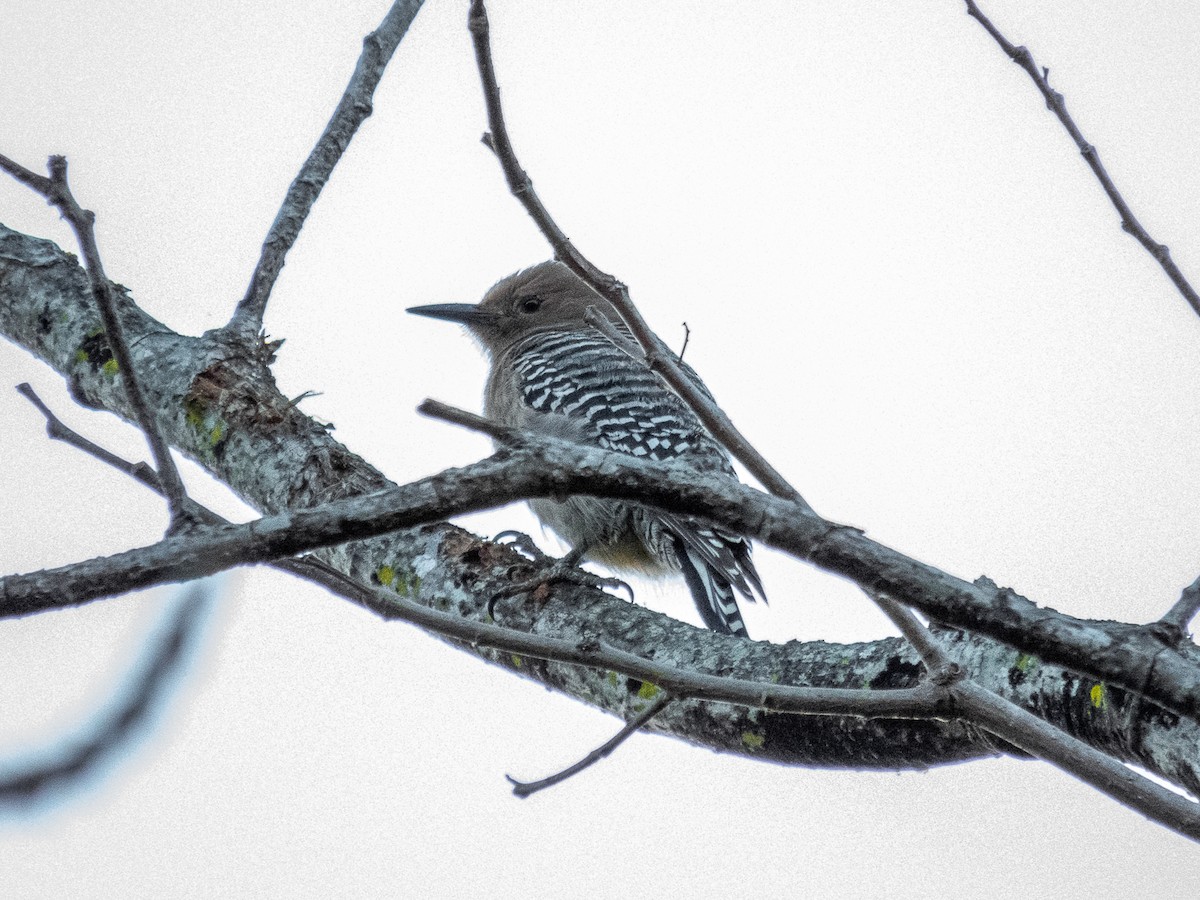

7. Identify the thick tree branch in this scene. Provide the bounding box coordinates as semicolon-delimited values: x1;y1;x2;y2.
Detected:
37;384;1193;829
962;0;1200;319
227;0;425;336
3;223;1197;789
8;426;1197;840
2;390;1198;737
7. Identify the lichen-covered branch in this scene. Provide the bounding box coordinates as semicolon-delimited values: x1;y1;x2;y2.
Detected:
2;223;1198;799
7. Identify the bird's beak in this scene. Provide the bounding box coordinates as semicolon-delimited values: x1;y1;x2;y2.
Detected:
406;303;497;327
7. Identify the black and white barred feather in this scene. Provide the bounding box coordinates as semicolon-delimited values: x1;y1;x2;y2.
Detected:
487;327;766;636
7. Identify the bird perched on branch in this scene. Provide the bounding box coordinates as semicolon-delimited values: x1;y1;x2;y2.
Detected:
408;261;765;637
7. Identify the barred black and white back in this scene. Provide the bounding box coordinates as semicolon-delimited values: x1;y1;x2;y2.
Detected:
488;327;766;636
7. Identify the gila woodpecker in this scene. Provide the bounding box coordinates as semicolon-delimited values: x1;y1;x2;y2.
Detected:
408;261;765;637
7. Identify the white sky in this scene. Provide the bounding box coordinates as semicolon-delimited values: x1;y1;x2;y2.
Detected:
2;1;1200;896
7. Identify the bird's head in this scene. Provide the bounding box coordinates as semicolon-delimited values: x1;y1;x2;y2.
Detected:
407;261;620;356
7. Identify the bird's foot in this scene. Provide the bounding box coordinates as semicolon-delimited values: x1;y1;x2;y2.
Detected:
488;532;634;622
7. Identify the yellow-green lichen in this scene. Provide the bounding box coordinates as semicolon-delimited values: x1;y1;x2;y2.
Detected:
101;358;119;377
208;422;225;446
374;564;420;597
74;349;89;363
511;654;524;668
1090;683;1107;710
741;731;765;751
1015;653;1037;673
636;681;660;701
606;671;619;687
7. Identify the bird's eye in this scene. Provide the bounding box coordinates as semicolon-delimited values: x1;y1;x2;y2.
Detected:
519;296;543;313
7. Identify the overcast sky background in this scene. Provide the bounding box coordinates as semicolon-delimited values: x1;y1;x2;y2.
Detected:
3;1;1200;896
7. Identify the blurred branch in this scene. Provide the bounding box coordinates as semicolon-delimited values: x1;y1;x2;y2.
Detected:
963;0;1200;319
227;0;425;336
0;582;213;807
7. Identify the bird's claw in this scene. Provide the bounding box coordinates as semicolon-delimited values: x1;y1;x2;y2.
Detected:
486;534;635;622
493;530;551;563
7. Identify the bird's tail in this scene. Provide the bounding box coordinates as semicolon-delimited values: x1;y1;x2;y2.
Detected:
673;529;765;638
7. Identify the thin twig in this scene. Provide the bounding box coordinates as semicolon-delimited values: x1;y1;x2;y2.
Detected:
507;690;674;798
1;154;195;530
16;382;364;590
1158;575;1200;639
466;0;815;516
228;0;425;336
871;591;962;684
963;0;1200;318
0;152;52;194
18;382;160;486
417;397;520;443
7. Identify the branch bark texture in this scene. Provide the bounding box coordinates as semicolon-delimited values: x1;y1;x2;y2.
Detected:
2;223;1198;796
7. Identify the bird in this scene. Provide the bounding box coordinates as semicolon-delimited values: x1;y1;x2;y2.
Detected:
407;261;766;637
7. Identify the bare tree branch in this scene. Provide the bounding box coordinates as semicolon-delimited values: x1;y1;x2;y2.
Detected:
1158;575;1200;644
952;678;1200;839
466;0;814;515
506;690;674;798
871;592;959;681
2;384;1198;737
227;0;426;336
3;222;1197;804
0;154;195;529
962;0;1200;318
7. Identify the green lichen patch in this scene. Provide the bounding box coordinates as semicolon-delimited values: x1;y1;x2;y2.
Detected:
373;563;420;597
74;329;113;373
636;681;660;701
